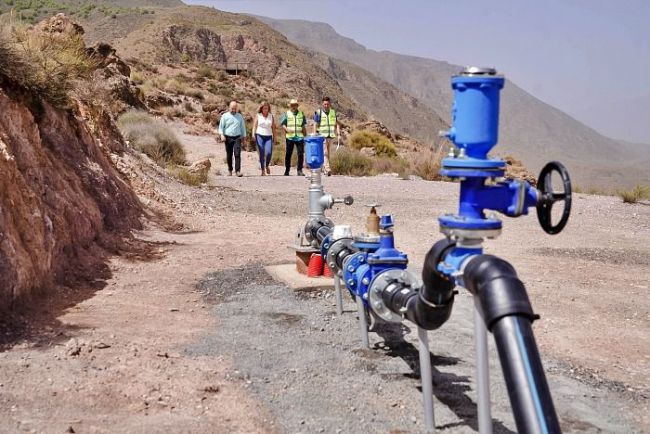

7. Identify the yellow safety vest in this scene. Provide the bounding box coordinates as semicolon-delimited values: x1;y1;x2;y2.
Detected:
317;108;337;138
286;110;305;139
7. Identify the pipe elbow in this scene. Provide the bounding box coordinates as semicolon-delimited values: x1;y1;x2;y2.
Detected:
408;239;458;330
463;255;536;330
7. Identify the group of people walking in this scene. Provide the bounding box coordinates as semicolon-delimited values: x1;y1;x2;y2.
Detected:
217;97;341;177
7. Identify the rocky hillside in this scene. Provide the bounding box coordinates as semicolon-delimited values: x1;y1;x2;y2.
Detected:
260;17;650;189
0;16;142;310
23;2;448;150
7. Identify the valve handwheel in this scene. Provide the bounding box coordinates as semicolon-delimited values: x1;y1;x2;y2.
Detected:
536;161;572;234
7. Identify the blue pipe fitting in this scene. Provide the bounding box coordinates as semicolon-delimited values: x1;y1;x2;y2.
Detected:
305;135;325;170
342;215;409;308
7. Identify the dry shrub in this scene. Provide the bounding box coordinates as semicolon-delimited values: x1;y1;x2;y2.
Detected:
618;185;650;204
130;70;144;84
349;130;397;157
168;165;207;186
117;110;185;165
330;147;373;176
373;156;410;178
164;78;188;95
196;64;215;79
0;21;96;107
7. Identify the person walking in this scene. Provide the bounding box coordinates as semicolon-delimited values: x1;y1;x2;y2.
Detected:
251;101;276;176
218;100;247;177
313;96;341;176
280;99;307;176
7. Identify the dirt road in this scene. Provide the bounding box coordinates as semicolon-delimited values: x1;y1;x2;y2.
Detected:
0;129;648;433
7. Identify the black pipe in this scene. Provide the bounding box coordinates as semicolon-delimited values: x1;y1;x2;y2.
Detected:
315;225;332;243
464;255;561;434
379;239;457;330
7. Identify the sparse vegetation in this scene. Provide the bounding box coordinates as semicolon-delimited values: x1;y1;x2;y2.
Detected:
618;185;650;204
0;21;97;107
117;110;186;165
168;165;207;186
349;131;397;157
130;70;144;84
412;150;443;181
330;147;374;176
196;64;215;79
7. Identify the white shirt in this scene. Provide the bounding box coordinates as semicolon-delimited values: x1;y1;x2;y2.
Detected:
255;113;274;136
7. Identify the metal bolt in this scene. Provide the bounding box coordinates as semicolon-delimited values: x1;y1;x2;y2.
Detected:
363;293;368;300
362;278;370;285
348;266;354;272
347;279;355;286
359;257;365;263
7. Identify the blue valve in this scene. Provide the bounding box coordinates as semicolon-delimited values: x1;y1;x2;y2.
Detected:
305;135;325;170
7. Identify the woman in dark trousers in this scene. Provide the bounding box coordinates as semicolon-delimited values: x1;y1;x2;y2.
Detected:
252;101;276;176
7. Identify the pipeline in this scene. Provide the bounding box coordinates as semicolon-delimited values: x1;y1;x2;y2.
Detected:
377;238;457;330
463;255;560;434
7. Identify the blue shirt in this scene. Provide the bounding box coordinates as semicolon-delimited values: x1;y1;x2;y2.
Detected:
218;112;246;138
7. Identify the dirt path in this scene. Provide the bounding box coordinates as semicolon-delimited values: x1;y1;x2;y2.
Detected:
1;129;648;433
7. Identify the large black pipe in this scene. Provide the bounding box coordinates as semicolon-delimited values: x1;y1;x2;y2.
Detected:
464;255;561;434
379;239;457;330
315;225;332;243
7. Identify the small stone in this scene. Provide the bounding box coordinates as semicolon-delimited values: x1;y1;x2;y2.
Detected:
170;308;179;312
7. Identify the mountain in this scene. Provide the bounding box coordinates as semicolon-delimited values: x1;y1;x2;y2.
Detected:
259;17;650;189
52;3;447;146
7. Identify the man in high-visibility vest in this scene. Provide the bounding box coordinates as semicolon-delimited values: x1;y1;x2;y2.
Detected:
280;99;307;176
313;96;341;176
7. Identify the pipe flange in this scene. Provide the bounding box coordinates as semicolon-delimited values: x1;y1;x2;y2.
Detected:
369;269;420;323
304;216;334;246
353;234;380;244
326;238;353;276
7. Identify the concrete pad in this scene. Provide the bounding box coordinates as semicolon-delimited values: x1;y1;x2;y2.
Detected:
265;263;334;292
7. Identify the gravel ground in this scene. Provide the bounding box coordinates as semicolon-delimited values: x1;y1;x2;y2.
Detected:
187;266;641;433
0;128;647;433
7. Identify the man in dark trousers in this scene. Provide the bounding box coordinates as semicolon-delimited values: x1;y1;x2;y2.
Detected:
218;100;247;177
280;99;307;176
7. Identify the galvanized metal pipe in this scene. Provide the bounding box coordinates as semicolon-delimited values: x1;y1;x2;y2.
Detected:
418;327;436;432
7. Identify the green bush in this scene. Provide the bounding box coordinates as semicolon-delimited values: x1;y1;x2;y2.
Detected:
618;185;650;204
117;110;185;165
349;131;397;157
330;147;374;176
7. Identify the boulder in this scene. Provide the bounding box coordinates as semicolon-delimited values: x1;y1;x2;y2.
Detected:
188;158;211;177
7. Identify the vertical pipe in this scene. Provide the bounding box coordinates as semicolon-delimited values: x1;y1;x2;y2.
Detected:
417;327;436;432
473;297;493;434
334;275;343;316
356;296;369;349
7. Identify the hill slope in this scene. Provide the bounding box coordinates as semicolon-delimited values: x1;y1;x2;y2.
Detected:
260;17;650;189
69;3;448;147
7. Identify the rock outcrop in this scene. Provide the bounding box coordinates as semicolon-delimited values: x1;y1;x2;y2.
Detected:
0;82;142;310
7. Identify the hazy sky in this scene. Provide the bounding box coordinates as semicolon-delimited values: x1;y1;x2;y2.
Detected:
187;0;650;144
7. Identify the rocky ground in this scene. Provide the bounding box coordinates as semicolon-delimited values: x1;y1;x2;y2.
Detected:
0;126;648;433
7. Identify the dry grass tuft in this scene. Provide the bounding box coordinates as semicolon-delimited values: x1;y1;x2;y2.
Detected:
168;165;207;186
618;185;650;204
117;110;185;165
0;22;96;107
330;147;374;176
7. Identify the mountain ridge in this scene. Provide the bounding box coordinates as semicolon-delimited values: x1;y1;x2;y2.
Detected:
259;16;650;189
